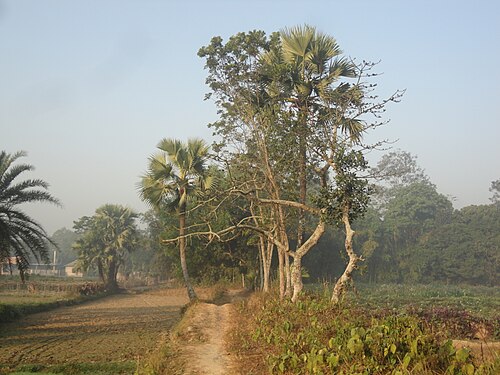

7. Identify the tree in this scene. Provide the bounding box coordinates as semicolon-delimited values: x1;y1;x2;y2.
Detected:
370;150;429;211
490;178;500;205
139;138;210;301
0;150;60;280
49;227;78;266
384;182;453;282
199;26;402;303
73;204;138;290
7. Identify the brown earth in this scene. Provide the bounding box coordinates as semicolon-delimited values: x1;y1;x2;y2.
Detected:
174;289;250;375
0;287;190;370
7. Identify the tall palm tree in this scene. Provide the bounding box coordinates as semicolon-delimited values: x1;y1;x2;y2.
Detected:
260;26;365;301
0;150;60;280
139;138;210;301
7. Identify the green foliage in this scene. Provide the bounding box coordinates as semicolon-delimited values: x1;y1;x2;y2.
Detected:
73;204;138;290
489;178;500;204
313;149;371;226
49;227;78;265
0;150;60;280
239;292;498;374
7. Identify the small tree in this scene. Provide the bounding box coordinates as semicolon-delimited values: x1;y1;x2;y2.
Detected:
490;179;500;205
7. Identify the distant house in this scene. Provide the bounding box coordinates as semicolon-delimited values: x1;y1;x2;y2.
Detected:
1;257;64;276
64;260;83;277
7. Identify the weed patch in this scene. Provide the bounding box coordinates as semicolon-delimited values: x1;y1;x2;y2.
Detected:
231;291;500;374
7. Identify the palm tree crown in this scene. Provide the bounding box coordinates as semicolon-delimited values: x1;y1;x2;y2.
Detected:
0;151;60;279
74;204;137;290
140;138;211;211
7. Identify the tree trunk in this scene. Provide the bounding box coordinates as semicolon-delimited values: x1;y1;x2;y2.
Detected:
331;206;362;305
291;256;303;303
278;247;285;300
97;260;105;285
179;209;197;301
106;260;118;291
291;220;325;302
284;252;292;297
263;241;273;293
258;235;273;293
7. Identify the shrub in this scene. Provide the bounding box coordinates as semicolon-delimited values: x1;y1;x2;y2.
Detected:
234;292;499;374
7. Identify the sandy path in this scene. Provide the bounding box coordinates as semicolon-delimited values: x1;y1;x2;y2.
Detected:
179;290;248;375
0;287;189;368
182;303;233;374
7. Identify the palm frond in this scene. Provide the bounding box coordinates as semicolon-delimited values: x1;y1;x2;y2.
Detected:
0;150;59;280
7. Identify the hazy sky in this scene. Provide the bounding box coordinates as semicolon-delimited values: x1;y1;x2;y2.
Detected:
1;0;499;235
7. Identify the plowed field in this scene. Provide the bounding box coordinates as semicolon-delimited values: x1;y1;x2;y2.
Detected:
0;287;189;373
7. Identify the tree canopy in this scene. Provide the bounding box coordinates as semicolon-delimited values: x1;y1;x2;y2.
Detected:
0;150;60;280
73;204;138;290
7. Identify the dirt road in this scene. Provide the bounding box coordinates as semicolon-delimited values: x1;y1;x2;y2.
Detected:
0;287;189;369
176;290;249;375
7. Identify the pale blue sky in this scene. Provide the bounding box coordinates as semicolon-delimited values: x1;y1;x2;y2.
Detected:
1;0;499;234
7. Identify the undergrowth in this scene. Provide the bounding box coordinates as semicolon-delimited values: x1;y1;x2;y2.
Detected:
231;291;500;374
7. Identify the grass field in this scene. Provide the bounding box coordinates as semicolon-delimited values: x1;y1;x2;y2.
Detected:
347;283;500;319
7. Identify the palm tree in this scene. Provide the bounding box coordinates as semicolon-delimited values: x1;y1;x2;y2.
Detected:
260;26;366;301
0;151;60;280
73;204;138;290
139;138;210;301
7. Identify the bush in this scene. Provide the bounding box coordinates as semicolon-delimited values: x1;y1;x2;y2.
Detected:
233;292;499;374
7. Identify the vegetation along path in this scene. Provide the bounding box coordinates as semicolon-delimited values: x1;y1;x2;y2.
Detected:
0;287;189;373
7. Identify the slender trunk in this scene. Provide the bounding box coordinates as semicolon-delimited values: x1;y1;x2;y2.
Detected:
297;127;307;249
258;244;264;291
291;257;303;303
284;253;292;297
278;248;285;300
264;241;273;293
179;208;197;301
331;205;362;305
259;235;273;293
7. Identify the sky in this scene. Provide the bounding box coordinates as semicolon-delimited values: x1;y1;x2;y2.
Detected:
1;0;499;235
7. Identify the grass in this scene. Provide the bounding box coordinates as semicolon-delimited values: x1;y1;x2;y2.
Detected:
347;283;500;319
1;362;136;375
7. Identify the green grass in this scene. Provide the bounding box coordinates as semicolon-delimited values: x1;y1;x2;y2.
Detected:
309;283;500;319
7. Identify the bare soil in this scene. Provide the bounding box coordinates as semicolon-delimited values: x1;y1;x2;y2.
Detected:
0;287;189;370
175;289;250;375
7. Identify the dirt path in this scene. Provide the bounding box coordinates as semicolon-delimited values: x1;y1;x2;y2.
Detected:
178;290;249;375
0;287;189;369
